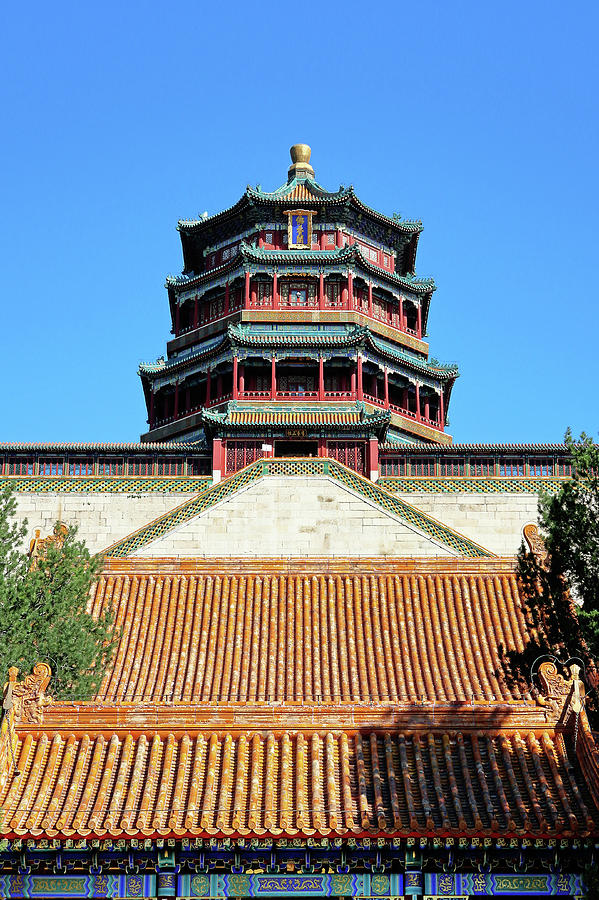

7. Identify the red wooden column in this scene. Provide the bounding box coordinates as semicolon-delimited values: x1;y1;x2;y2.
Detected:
244;272;250;308
175;302;180;336
384;368;389;409
319;273;325;309
399;295;404;331
402;387;409;411
272;272;278;309
348;270;354;308
239;364;245;396
336;229;343;248
250;280;257;308
368;437;379;482
424;397;430;421
233;356;238;400
439;389;445;430
320;233;326;250
174;382;180;419
193;294;199;329
368;282;373;317
205;369;211;406
350;369;356;397
417;304;422;338
271;355;276;400
415;383;421;421
341;277;349;309
318;357;324;400
318;436;327;457
224;282;230;315
149;391;155;428
212;437;223;483
357;355;363;401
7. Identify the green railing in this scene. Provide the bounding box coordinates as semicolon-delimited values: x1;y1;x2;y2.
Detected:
379;477;564;495
0;476;212;494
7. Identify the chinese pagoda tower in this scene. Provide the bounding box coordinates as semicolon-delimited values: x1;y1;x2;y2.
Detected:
139;145;458;481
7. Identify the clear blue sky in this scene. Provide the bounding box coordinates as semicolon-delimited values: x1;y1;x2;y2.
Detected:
1;1;597;445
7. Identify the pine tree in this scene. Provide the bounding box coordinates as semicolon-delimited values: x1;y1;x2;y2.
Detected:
0;485;115;700
508;430;599;688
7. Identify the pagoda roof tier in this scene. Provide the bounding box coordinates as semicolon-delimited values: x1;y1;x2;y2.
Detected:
201;403;390;437
166;243;435;300
179;179;422;236
139;325;457;389
139;334;228;376
178;179;422;259
2;726;595;839
229;322;368;348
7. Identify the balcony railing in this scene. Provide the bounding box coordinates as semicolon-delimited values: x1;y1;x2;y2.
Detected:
175;294;423;341
151;391;443;432
275;390;319;399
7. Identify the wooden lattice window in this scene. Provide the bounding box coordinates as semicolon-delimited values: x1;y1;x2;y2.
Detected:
528;458;554;476
325;280;342;307
379;456;406;476
39;459;64;476
499;458;525;477
127;457;155;476
68;459;94;476
187;457;210;476
225;441;264;474
97;457;124;476
470;458;495;476
439;458;466;476
156;457;185;476
409;457;436;476
3;457;34;475
256;281;272;307
327;441;365;475
280;281;317;307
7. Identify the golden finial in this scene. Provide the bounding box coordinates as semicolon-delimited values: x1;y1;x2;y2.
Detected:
288;144;314;181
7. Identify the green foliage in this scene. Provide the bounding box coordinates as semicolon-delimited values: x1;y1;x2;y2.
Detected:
508;431;599;689
0;485;116;700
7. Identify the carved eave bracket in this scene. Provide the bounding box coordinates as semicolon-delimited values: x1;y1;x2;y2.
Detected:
523;522;548;563
536;660;575;714
536;660;588;728
4;663;53;725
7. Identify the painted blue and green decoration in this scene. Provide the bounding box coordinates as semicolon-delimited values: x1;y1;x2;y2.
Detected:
0;871;584;897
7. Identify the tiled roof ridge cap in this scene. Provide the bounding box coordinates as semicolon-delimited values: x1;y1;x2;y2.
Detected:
247;176;349;200
100;555;517;574
382;442;574;451
228;321;367;346
139;334;229;376
15;705;547;733
0;441;202;451
176;182;423;236
240;242;435;291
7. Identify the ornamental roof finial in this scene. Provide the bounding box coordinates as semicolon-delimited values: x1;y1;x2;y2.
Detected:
288;143;314;182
